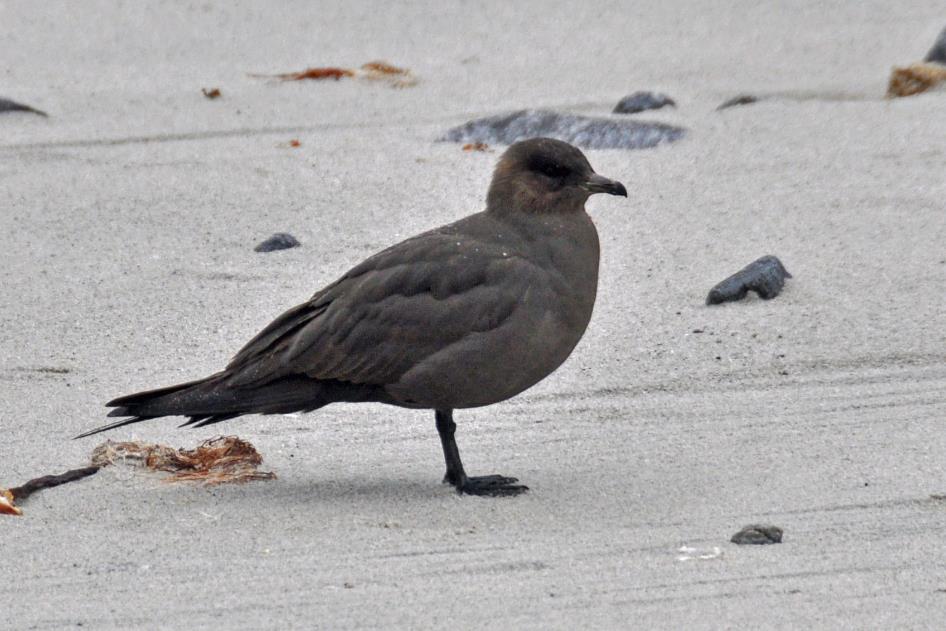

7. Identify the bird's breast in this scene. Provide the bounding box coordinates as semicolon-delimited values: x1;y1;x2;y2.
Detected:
386;211;601;410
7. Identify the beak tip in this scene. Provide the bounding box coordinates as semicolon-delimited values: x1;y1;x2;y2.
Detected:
586;174;628;198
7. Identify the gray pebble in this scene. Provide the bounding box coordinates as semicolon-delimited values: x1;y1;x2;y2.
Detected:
731;524;783;545
613;91;676;114
0;97;47;117
706;255;792;305
254;233;301;252
440;109;685;150
717;95;761;110
925;25;946;64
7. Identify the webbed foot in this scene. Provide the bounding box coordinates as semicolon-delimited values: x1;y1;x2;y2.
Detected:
454;474;528;497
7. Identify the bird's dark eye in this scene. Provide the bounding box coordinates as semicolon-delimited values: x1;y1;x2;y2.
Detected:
529;157;570;179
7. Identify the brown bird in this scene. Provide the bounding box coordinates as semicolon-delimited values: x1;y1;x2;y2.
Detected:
77;137;627;496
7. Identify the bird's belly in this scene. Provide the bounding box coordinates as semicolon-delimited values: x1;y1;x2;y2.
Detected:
385;287;595;409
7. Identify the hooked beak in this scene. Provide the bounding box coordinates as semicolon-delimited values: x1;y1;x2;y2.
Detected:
583;173;628;197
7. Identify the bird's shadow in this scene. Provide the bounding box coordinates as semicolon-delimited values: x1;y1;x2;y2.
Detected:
229;475;455;505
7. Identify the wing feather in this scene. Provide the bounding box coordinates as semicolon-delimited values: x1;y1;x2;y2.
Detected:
223;221;540;390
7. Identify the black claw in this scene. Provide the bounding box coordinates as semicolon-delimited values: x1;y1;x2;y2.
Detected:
458;475;529;497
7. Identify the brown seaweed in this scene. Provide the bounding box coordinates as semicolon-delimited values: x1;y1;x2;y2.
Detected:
250;61;416;87
90;436;276;485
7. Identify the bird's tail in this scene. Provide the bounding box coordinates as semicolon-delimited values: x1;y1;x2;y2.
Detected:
75;374;372;439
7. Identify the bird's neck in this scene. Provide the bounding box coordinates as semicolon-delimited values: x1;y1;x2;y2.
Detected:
486;192;589;217
487;171;590;216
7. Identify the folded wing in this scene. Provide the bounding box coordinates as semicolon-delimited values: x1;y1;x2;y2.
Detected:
223;228;539;392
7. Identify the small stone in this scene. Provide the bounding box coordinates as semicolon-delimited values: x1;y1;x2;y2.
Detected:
254;233;301;253
925;25;946;64
731;524;783;545
0;97;47;117
717;95;761;110
706;255;792;305
613;91;676;114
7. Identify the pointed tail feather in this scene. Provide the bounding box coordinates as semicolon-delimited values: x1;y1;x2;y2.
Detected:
74;415;155;439
105;374;221;409
76;374;380;439
75;374;227;439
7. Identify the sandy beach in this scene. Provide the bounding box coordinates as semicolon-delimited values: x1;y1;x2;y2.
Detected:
3;1;946;628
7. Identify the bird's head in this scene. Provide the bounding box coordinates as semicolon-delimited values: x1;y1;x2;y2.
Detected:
486;137;627;214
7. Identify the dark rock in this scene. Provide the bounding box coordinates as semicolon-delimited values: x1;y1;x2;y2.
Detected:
254;233;301;252
0;97;47;117
717;95;761;110
440;109;685;150
706;255;792;305
613;91;676;114
925;26;946;64
731;524;783;545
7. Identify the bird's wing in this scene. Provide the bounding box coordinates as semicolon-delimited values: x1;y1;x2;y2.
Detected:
224;227;544;389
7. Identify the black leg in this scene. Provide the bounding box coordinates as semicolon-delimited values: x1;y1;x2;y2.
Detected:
435;409;528;497
435;409;465;486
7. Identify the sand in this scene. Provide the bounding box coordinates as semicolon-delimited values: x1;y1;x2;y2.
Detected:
2;1;946;628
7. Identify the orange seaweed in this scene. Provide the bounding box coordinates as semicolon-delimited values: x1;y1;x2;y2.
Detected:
0;489;21;516
360;61;408;75
91;436;276;485
275;67;355;81
887;62;946;98
250;62;415;87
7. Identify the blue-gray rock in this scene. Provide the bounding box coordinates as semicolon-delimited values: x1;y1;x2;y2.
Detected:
613;91;676;114
716;95;761;110
440;109;685;150
254;233;301;252
731;524;783;545
925;25;946;64
0;97;47;117
706;255;792;305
